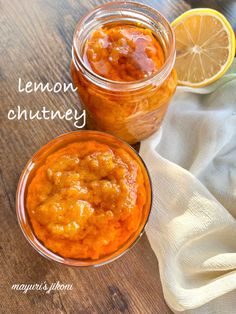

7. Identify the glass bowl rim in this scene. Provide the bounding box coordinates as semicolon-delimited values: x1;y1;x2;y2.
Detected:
16;130;153;267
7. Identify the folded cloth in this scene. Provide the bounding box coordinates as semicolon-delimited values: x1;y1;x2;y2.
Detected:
140;60;236;313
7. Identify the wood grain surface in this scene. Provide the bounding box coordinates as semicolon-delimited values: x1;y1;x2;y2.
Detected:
0;0;235;313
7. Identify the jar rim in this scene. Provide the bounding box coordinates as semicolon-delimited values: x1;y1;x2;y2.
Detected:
72;1;176;91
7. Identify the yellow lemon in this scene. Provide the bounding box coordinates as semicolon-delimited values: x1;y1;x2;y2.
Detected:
172;9;235;87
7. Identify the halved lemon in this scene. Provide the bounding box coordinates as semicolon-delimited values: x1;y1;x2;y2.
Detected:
172;9;235;87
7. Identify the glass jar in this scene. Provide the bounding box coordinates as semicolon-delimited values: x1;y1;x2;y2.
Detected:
16;131;152;267
71;2;177;144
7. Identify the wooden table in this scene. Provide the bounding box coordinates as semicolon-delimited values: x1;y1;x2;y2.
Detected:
1;0;235;313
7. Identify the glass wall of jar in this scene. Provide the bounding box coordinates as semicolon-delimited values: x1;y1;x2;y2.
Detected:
71;2;177;144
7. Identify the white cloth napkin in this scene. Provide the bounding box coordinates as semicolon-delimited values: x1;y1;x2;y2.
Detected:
140;60;236;313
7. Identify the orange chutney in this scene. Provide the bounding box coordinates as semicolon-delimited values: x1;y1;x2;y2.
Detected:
26;140;147;259
83;25;165;82
71;15;177;144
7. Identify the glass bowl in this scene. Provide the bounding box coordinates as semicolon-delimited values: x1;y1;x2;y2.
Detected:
16;131;152;267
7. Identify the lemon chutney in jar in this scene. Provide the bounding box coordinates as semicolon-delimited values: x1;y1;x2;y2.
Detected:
71;2;177;144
